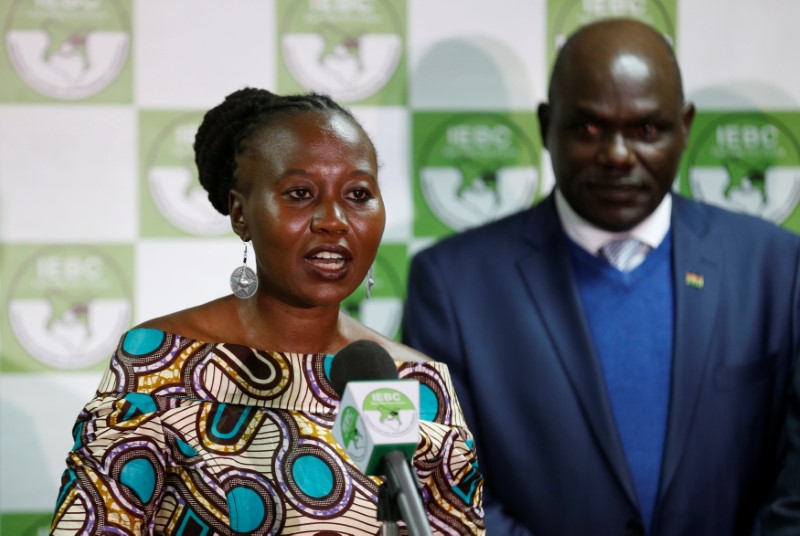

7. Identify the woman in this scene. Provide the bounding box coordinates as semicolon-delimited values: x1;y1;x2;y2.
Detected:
50;88;484;535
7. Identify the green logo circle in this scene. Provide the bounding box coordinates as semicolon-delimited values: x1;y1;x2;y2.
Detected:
5;0;131;100
339;405;367;460
550;0;675;56
7;245;132;369
280;0;404;102
684;113;800;224
341;247;405;340
362;387;416;436
144;113;230;235
418;113;540;232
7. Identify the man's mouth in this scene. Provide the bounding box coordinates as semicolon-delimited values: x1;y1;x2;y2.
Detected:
587;178;647;201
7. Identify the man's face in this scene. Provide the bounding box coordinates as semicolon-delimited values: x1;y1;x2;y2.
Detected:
540;50;694;232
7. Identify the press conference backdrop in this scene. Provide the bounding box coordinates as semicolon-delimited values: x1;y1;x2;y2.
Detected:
2;0;800;532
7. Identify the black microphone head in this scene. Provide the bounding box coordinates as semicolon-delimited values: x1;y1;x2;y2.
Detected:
330;339;398;396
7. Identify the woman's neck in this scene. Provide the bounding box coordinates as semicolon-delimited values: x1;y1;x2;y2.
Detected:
234;294;348;354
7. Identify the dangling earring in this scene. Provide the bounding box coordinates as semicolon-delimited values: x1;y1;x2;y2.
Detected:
230;242;258;299
365;266;375;300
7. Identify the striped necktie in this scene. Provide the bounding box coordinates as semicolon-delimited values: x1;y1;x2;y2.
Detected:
600;237;649;272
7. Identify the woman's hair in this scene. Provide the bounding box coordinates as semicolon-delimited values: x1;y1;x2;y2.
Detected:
194;87;365;215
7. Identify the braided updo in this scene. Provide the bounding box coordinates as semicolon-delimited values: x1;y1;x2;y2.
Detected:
194;87;367;215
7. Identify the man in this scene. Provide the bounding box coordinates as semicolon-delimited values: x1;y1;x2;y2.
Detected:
763;362;800;535
402;18;800;535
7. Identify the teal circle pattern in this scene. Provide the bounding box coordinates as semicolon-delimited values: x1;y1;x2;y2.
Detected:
420;384;439;422
176;438;198;457
122;393;157;422
123;328;165;355
323;354;334;381
292;455;334;498
119;458;156;503
226;486;265;533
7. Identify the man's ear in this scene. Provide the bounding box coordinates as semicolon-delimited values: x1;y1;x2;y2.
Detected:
537;103;551;150
681;101;696;149
229;190;249;241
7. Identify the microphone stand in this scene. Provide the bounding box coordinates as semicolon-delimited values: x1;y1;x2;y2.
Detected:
378;451;433;536
378;482;400;536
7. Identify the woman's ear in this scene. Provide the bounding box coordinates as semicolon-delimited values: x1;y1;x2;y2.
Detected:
229;190;249;241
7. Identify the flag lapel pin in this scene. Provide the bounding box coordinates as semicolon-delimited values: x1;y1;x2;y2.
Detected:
685;272;704;289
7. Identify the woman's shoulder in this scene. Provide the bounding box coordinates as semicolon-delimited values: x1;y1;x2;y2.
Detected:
129;303;435;364
338;313;432;363
134;296;236;343
381;338;434;363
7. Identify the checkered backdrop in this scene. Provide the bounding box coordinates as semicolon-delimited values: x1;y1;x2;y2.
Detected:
3;0;800;531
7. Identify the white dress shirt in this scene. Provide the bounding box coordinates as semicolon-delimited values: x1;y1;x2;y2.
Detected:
554;188;672;270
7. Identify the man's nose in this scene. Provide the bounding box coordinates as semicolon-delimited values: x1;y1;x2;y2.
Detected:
597;132;635;166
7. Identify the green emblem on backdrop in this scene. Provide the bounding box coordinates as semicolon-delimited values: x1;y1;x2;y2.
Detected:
276;0;407;105
0;0;133;103
546;0;677;68
139;110;231;237
679;111;800;232
341;244;407;341
1;244;133;372
412;111;541;239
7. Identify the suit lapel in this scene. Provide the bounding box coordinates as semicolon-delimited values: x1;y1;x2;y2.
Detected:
516;196;639;508
657;197;722;503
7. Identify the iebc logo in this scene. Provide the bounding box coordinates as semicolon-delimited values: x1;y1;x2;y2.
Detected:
4;245;132;370
278;0;405;103
414;112;540;236
362;387;416;436
140;111;230;237
547;0;677;65
341;246;406;341
681;112;800;227
4;0;130;100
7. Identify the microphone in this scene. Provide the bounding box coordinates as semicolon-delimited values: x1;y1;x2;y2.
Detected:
330;339;399;395
331;340;433;536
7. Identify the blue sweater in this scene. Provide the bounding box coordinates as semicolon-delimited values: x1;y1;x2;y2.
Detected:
570;234;674;531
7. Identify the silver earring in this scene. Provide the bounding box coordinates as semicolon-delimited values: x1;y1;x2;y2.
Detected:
230;242;258;299
365;266;375;299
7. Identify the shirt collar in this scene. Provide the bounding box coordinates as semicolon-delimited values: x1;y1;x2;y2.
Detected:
554;188;672;255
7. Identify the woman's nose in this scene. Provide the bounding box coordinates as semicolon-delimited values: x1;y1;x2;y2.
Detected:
311;201;348;234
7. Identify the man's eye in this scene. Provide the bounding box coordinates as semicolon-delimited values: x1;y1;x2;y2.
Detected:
638;123;660;139
576;123;601;137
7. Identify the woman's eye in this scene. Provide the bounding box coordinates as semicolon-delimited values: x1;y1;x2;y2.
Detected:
348;188;373;202
288;188;312;200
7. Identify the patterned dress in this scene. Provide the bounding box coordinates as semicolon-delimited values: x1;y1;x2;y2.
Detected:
50;328;485;535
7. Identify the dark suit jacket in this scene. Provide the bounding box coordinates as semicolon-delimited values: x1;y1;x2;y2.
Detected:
402;194;800;535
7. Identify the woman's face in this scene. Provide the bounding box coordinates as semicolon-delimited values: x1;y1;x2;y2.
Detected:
230;110;385;308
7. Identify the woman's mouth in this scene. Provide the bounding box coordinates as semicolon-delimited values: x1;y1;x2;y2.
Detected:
307;250;347;271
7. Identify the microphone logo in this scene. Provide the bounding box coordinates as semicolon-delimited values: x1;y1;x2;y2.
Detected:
339;406;368;461
362;388;417;436
333;380;420;475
